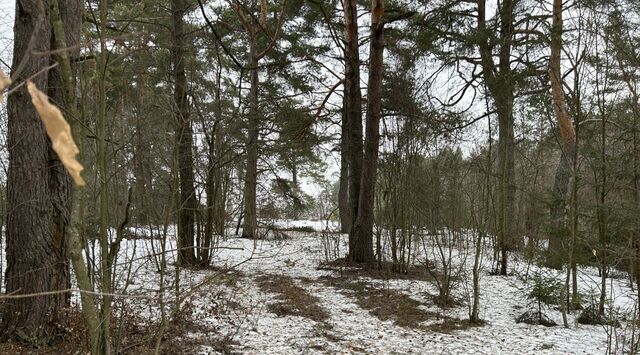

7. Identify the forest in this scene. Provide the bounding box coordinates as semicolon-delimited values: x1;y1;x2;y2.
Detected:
0;0;639;353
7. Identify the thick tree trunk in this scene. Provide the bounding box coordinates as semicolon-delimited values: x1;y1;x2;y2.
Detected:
1;0;63;343
172;0;197;264
349;0;385;263
477;0;516;275
547;0;576;269
343;0;364;255
497;104;515;275
242;49;259;238
498;0;516;277
634;107;640;316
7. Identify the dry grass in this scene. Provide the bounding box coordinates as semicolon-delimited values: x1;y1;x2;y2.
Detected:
311;275;439;329
318;258;435;282
426;319;485;333
309;275;485;333
0;294;240;355
430;293;464;309
364;288;437;328
256;274;330;323
0;307;156;354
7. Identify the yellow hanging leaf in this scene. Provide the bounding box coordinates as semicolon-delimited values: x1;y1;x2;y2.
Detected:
26;80;86;186
0;69;11;103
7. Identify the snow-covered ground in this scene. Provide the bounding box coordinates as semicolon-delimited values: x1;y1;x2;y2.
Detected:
0;221;635;354
101;222;635;354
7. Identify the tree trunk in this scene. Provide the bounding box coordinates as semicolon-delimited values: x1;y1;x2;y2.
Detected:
242;47;259;238
548;154;572;268
204;132;227;261
0;0;70;344
570;99;581;309
232;0;284;239
339;98;351;233
172;0;197;264
204;151;215;263
48;0;82;320
634;103;640;318
96;0;112;350
343;0;364;255
477;0;516;275
47;0;103;351
598;99;608;317
133;67;151;224
629;82;640;322
0;0;88;343
547;0;576;269
349;0;385;263
497;102;515;276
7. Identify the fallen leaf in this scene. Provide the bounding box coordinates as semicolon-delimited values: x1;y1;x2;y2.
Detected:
0;69;10;103
27;80;86;186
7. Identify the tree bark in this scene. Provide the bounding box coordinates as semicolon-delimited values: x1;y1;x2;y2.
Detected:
634;100;640;319
2;0;58;343
213;55;228;239
349;0;385;263
172;0;197;264
598;109;607;316
242;47;259;238
236;0;285;239
48;0;81;320
496;101;515;276
339;105;350;233
2;1;80;343
477;0;516;275
96;0;112;350
2;1;81;343
547;0;576;269
343;0;364;255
